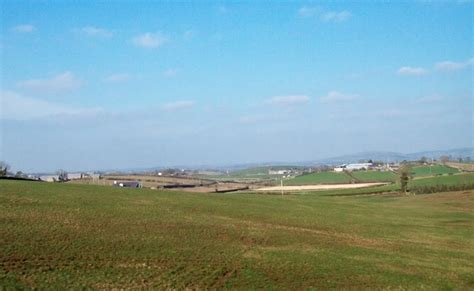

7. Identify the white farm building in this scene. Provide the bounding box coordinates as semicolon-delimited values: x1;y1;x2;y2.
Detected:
334;163;373;172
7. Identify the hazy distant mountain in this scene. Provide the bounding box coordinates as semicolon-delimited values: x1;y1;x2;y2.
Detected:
313;147;474;165
184;147;474;171
81;147;474;174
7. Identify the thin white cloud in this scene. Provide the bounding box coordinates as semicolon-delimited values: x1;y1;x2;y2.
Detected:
16;72;83;93
264;95;310;106
163;68;178;78
435;58;473;72
398;58;472;76
298;6;351;22
298;6;320;18
415;95;443;104
322;11;351;22
75;26;113;37
12;24;36;33
162;100;196;111
132;32;168;49
320;91;358;103
104;73;130;82
397;66;428;76
0;91;101;120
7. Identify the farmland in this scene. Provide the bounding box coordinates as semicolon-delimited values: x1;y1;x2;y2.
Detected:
351;170;397;182
284;171;353;185
445;161;474;172
410;172;474;187
196;166;302;182
1;180;473;289
256;182;387;192
279;172;474;196
68;174;250;193
411;164;459;177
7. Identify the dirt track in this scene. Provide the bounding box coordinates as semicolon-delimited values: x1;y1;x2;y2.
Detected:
256;183;388;192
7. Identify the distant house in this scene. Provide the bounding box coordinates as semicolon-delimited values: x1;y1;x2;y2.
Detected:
39;175;59;182
67;173;84;180
334;163;373;172
346;163;373;171
268;169;290;175
113;181;141;188
86;173;101;179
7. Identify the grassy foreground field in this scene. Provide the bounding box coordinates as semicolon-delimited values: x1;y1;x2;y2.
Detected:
1;181;473;289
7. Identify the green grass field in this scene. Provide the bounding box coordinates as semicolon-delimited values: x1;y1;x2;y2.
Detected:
412;164;459;177
410;172;474;187
296;172;474;197
196;166;301;182
1;180;473;289
351;170;397;182
285;172;353;185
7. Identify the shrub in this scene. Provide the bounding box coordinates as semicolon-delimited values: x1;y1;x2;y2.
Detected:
411;184;474;194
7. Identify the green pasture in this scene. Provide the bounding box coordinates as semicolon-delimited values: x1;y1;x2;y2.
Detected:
291;172;474;196
410;172;474;187
411;164;459;177
351;170;397;182
1;180;473;289
285;172;353;185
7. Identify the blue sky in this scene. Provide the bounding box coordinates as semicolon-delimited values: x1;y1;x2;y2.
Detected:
1;1;472;172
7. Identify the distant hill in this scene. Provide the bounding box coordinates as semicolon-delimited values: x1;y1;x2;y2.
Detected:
313;147;474;165
62;147;473;175
196;148;474;172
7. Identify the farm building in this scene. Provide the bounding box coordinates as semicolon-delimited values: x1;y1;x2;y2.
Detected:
86;173;101;179
347;163;373;170
68;173;84;180
39;175;59;182
113;181;141;188
334;163;373;172
269;169;290;175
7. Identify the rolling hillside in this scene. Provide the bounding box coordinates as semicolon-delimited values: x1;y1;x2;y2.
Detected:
0;180;473;289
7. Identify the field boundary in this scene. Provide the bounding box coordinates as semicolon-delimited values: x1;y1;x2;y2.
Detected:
256;182;388;192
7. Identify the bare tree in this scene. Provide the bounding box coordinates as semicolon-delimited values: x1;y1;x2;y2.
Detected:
56;169;68;182
0;161;10;176
440;156;450;164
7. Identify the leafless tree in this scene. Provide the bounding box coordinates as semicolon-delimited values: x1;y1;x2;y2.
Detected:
56;169;68;182
0;161;10;176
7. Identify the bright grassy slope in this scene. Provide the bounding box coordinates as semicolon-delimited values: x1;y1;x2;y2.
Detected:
199;166;300;181
412;165;459;177
228;166;301;178
295;173;474;196
351;170;397;182
285;172;353;185
411;172;474;187
1;180;473;289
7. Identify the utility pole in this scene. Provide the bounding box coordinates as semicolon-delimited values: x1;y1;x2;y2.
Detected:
430;157;433;175
281;179;284;196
